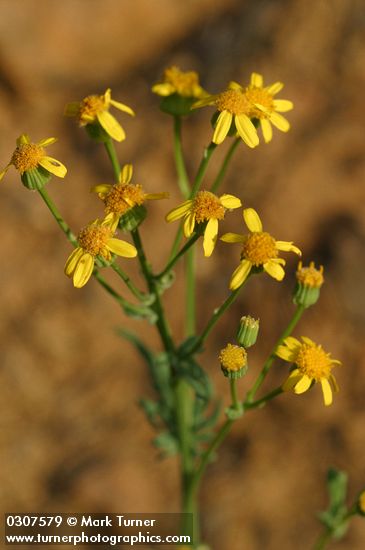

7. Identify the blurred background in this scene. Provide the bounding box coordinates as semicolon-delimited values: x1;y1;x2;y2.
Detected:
0;0;364;548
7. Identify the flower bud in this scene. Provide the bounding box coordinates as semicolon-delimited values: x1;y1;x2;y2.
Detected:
293;261;324;308
236;315;259;347
219;343;247;379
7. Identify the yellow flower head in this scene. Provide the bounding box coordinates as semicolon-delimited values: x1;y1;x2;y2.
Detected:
166;190;242;257
277;336;341;406
192;72;293;147
64;216;137;288
92;164;169;223
192;82;259;148
152;66;207;99
296;261;324;288
64;88;135;142
240;72;293;143
0;134;67;183
358;491;365;515
221;208;301;289
219;343;247;372
220;343;248;379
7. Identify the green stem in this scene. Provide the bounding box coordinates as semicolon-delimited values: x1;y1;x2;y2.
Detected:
190;142;217;198
230;379;240;410
244;386;283;411
245;304;305;403
38;187;78;246
132;228;174;352
173;116;190;198
156;231;201;280
109;262;145;302
187;284;244;356
186;247;196;336
210;138;240;194
313;529;332;550
37;188;145;307
93;270;133;309
104;138;121;181
189;418;234;497
167;142;217;260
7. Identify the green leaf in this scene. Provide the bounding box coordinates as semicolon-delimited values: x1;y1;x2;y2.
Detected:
121;302;158;324
153;431;178;457
177;359;212;402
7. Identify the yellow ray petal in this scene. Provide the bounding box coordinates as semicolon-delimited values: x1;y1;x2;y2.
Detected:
266;81;284;95
228;81;243;91
273;99;294;112
243;208;262;233
165;200;193;222
329;374;339;393
212;110;232;145
91;183;112;197
0;164;11;181
260;119;273;143
230;260;252;290
203;218;218;257
283;336;301;350
220;232;245;243
191;95;216;109
320;378;333;406
301;336;316;346
276;344;299;362
38;137;57;147
16;134;31;146
294;374;312;394
120;164;133;183
282;369;301;391
269;112;290;132
73;253;94;288
250;72;263;88
151;83;175;96
97;111;125;142
106;238;137;258
39;156;67;178
276;241;301;255
235;114;259;148
219;194;242;209
64;247;84;277
263;260;285;281
103;212;119;231
183;212;196;238
110;99;135;116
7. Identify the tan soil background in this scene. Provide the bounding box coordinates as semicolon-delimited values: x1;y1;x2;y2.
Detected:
0;1;364;549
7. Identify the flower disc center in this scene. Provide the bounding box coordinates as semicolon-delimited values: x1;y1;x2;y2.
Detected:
11;143;44;174
215;90;250;115
296;344;333;380
193;191;225;223
105;184;145;215
241;232;277;265
78;224;112;256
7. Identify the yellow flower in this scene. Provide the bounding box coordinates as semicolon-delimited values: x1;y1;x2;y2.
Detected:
296;261;324;288
240;72;293;143
192;82;259;148
166;190;242;257
219;343;247;372
221;208;301;289
277;336;341;406
358;491;365;515
0;134;67;182
64;88;134;142
192;72;293;146
152;66;207;99
92;163;169;223
64;217;137;288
